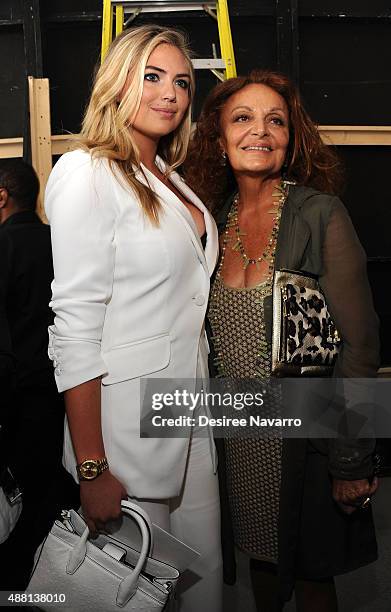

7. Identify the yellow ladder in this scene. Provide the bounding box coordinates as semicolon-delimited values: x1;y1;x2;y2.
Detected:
101;0;237;80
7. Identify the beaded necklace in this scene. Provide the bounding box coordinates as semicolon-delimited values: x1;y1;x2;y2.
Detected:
217;179;292;285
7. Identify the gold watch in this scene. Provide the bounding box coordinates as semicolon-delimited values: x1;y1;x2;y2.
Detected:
76;458;109;481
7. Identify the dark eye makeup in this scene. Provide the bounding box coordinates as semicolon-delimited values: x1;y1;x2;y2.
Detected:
144;72;189;90
175;79;190;90
144;72;159;82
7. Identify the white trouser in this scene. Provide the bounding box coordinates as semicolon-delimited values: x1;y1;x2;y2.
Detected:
131;432;223;612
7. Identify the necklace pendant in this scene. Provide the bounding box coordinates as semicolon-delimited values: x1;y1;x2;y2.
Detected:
243;258;250;270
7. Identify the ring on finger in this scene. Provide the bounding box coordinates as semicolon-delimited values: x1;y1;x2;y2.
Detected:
360;496;371;509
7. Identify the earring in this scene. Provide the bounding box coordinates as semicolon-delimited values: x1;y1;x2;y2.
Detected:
221;151;227;166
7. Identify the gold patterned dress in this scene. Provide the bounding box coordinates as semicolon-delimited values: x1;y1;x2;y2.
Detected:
208;183;289;562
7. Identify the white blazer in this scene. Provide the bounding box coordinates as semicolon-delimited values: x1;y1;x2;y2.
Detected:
45;149;219;498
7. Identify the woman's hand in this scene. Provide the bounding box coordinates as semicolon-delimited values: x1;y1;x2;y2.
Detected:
332;477;379;514
80;469;128;536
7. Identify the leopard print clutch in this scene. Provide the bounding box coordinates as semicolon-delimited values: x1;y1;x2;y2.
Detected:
272;270;341;376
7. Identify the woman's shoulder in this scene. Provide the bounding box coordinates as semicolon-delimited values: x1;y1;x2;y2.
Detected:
288;184;340;208
288;184;345;225
45;149;120;220
46;149;117;201
50;148;109;180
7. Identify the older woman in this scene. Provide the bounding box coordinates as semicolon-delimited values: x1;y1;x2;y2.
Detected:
185;70;379;611
45;25;222;611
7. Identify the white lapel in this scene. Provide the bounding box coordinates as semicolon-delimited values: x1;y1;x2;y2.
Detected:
140;157;219;278
167;169;219;277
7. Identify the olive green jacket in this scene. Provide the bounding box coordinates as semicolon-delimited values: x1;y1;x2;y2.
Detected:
212;185;379;596
214;184;380;479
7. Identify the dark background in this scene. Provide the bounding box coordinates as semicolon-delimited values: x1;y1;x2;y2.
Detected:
1;0;390;364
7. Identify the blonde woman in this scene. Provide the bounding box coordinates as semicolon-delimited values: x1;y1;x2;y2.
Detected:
45;25;221;611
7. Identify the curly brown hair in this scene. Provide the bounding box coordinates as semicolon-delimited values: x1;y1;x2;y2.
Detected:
184;69;344;213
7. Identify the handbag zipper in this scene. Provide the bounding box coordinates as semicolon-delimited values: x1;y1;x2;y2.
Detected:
279;288;288;361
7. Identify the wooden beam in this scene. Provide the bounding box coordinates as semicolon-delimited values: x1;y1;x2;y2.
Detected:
28;76;52;221
0;138;23;159
378;367;391;378
2;126;391;163
319;125;391;146
51;134;78;155
0;134;76;159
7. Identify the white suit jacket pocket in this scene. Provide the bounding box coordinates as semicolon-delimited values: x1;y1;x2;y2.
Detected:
101;332;171;385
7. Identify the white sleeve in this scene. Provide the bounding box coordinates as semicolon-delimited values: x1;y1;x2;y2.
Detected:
46;151;117;392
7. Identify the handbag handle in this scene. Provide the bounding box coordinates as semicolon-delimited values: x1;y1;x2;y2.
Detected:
67;501;153;607
121;499;154;554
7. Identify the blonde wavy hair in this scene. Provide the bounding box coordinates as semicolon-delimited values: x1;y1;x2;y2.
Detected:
79;24;195;224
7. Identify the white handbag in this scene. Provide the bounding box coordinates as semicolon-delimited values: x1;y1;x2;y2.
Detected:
26;500;183;611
